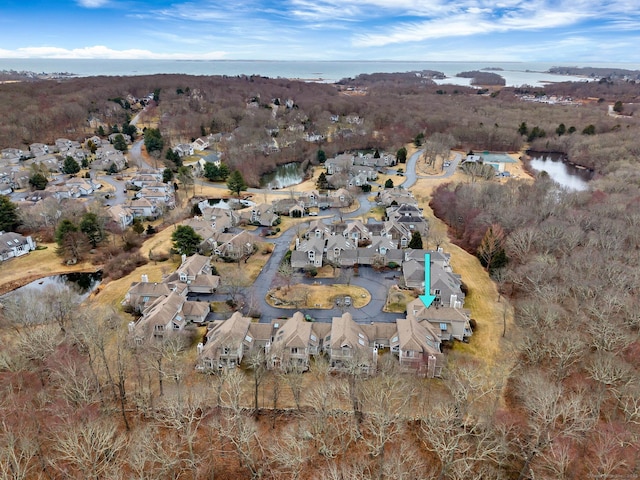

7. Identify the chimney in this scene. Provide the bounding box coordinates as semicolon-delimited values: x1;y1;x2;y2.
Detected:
181;253;187;264
141;274;149;283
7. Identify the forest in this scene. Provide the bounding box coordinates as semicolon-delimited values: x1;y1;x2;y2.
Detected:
0;71;640;479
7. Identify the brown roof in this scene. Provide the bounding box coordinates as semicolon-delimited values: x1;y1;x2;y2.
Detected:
329;312;369;350
202;311;252;356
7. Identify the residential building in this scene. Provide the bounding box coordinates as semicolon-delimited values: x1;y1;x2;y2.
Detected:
0;232;36;261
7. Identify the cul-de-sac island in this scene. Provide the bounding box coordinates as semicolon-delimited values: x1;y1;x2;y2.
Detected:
0;67;639;479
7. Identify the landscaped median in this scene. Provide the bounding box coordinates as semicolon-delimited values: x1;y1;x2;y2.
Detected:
265;283;371;309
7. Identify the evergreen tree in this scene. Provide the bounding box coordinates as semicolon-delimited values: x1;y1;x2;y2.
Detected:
316;171;329;190
121;123;137;139
112;133;128;152
29;173;48;190
55;219;78;246
131;217;145;235
162;168;174;183
0;195;20;232
144;128;164;153
171;225;202;256
227;170;247;196
517;122;528;136
79;212;103;247
317;149;326;164
396;146;407;164
384;178;394;189
62;156;81;175
408;231;423;249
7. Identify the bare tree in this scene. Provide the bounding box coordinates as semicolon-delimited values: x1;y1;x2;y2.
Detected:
359;373;414;480
246;349;268;415
50;417;128;480
266;425;310;479
514;372;597;480
154;391;208;479
0;423;40;480
304;380;355;459
216;369;265;478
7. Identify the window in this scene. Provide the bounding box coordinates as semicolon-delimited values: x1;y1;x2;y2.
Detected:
310;334;317;341
291;347;299;354
245;335;252;343
391;335;398;343
222;347;230;355
358;339;365;346
440;323;448;331
434;289;441;295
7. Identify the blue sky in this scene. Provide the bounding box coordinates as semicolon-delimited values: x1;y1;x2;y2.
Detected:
0;0;639;62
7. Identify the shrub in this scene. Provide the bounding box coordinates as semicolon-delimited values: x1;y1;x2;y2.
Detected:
149;249;170;262
103;252;148;280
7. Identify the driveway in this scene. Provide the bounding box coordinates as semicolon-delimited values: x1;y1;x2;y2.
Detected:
97;174;128;206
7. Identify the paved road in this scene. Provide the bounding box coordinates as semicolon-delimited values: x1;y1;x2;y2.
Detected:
97;174;128;206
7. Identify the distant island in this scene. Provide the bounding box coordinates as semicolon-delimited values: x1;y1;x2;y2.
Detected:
455;70;506;86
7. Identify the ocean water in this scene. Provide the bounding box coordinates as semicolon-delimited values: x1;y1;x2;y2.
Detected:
1;58;639;87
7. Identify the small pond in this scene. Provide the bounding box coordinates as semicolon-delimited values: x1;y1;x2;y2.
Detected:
526;152;594;191
260;162;305;189
3;271;102;300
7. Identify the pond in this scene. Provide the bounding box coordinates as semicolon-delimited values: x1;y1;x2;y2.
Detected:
260;162;305;189
526;152;594;191
3;271;102;300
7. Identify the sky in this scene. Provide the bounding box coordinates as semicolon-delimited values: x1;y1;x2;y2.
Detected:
0;0;639;62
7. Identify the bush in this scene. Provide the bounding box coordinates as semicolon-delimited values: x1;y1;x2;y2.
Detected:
149;249;170;262
103;252;148;280
304;266;318;277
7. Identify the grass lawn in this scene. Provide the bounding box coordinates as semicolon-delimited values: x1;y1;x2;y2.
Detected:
384;285;417;313
0;243;98;296
409;174;517;370
266;284;370;309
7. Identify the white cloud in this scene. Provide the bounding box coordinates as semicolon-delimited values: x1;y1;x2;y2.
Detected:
0;45;228;60
352;4;591;48
76;0;110;7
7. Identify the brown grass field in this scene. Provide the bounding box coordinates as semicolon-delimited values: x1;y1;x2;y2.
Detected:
266;283;371;309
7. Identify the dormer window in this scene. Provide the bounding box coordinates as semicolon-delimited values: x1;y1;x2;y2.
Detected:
179;273;187;282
